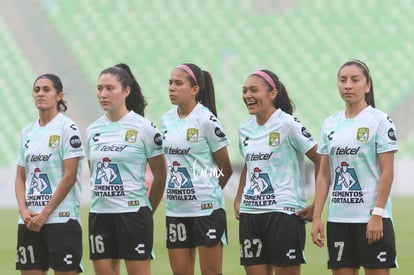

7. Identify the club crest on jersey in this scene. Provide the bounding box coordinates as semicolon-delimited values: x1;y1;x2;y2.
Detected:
125;130;138;143
49;135;60;148
186;128;199;142
356;127;369;142
268;132;280;147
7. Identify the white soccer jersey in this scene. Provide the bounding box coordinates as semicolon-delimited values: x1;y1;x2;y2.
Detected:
161;103;229;217
318;106;398;222
238;109;316;214
16;113;84;224
86;111;163;213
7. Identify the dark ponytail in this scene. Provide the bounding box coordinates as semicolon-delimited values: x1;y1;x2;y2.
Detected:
253;70;295;115
99;63;147;116
180;63;217;117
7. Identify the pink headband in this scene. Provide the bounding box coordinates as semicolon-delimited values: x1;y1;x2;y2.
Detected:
178;64;198;85
252;70;277;91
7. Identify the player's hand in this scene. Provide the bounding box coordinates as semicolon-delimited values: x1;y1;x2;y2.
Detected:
311;219;325;248
234;200;240;220
296;204;314;221
20;208;37;225
366;215;383;245
27;212;48;232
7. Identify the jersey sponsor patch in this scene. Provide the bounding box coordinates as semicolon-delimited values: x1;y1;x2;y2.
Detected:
201;202;213;209
26;168;53;206
128;200;139;206
167;162;197;201
332;162;364;204
154;133;162;146
59;211;70;217
93;158;125;197
70;135;82;148
242;167;277;207
301;126;312;138
388;128;397;141
214;127;225;138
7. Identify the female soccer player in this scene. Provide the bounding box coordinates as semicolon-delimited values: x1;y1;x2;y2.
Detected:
15;74;84;274
235;69;320;275
311;60;398;275
86;64;166;275
161;63;233;275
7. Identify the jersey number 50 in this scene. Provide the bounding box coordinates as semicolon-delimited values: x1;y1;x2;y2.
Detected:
168;223;187;242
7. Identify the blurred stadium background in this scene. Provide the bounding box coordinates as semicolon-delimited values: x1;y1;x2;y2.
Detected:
0;0;413;206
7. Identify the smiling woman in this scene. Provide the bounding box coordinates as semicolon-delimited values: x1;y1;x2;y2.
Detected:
235;69;320;275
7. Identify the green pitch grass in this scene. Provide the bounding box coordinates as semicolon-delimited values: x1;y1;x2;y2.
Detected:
1;197;412;274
